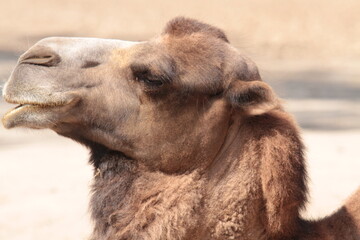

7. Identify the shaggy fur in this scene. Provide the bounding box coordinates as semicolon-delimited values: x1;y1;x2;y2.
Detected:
2;17;360;240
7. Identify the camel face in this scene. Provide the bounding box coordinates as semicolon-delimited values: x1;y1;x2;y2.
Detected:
2;37;139;129
2;18;276;172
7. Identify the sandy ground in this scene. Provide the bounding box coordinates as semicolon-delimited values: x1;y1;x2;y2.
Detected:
0;0;360;239
0;130;91;240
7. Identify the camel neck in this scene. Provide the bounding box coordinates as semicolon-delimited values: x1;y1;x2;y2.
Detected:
88;143;137;179
205;111;243;177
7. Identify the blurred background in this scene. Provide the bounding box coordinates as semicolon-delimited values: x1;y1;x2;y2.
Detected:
0;0;359;239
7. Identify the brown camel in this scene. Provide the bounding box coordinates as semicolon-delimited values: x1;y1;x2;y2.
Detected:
2;17;360;240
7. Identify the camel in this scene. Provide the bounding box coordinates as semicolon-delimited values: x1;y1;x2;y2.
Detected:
2;17;360;240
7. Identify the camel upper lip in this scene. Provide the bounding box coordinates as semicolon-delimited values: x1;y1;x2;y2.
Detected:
4;98;68;107
3;91;80;107
3;101;64;118
10;102;64;108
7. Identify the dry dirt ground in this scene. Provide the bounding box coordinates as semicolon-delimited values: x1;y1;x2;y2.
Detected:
0;0;359;239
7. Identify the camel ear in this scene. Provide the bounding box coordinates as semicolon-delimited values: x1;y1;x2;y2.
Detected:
224;54;279;115
226;80;279;115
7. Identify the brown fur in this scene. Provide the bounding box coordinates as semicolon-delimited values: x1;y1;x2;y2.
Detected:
2;17;360;240
163;17;229;43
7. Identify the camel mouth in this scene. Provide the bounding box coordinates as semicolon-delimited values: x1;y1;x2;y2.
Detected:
5;102;56;115
4;100;69;115
2;97;79;129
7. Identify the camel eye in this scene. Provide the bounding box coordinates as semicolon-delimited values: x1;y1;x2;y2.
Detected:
138;77;164;87
131;64;165;88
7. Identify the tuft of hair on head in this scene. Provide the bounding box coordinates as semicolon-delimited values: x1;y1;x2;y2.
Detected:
163;17;229;43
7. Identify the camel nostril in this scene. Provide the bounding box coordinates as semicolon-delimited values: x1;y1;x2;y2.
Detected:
82;60;101;69
20;51;61;67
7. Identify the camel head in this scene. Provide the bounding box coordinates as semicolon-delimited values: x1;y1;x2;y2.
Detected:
2;17;279;173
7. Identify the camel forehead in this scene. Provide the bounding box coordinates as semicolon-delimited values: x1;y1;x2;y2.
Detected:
36;37;140;50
